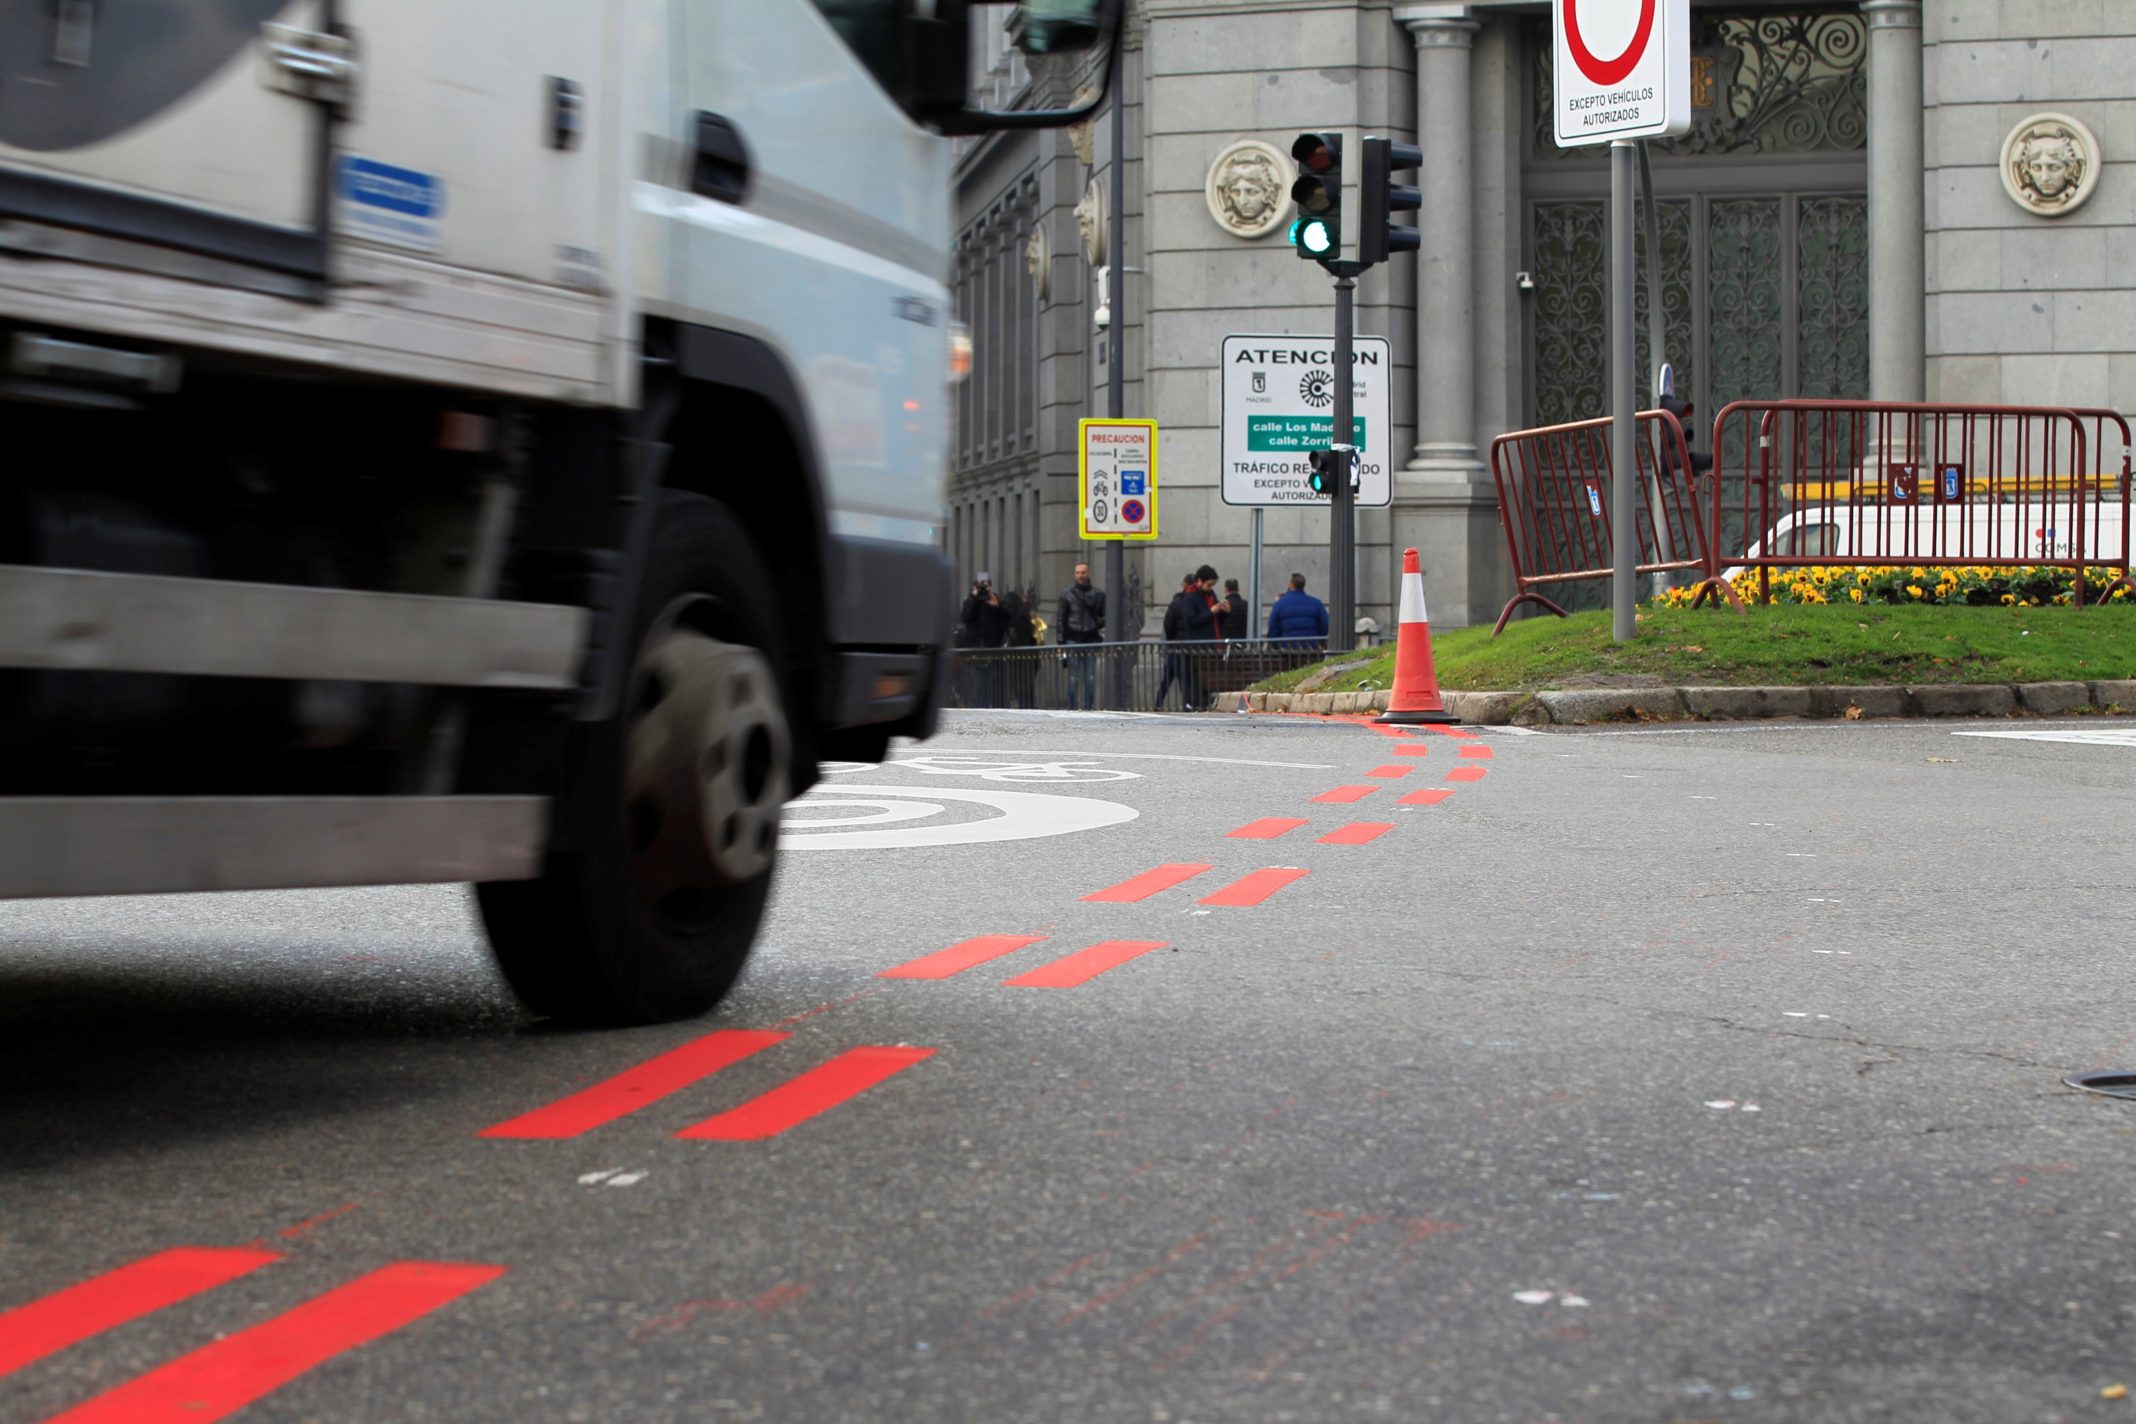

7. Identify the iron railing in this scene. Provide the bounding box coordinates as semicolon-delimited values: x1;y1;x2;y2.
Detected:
948;639;1334;712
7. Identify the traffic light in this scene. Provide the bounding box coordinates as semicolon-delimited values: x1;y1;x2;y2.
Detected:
1307;448;1335;495
1290;132;1342;263
1360;137;1422;265
1306;445;1359;496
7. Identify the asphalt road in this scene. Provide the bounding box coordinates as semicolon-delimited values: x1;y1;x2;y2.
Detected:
3;710;2135;1423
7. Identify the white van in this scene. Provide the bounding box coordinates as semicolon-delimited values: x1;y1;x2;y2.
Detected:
1728;497;2130;580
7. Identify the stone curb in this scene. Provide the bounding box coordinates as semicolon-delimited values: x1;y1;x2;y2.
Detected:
1212;679;2136;726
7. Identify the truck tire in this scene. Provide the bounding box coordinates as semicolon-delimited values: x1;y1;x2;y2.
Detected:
478;491;792;1024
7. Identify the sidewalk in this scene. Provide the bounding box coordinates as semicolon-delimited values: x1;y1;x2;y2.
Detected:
1218;679;2136;726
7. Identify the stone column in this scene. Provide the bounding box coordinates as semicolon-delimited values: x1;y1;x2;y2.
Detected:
1864;0;1925;401
1407;13;1481;470
1392;6;1497;628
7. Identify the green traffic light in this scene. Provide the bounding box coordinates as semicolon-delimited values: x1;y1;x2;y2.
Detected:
1297;219;1333;256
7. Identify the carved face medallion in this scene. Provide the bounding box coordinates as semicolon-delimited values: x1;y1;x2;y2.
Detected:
1204;140;1294;239
2001;113;2101;217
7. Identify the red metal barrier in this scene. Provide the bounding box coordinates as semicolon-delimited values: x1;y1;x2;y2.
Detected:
1706;400;2132;606
1487;408;1738;635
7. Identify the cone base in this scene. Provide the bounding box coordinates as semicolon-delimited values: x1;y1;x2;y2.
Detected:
1377;708;1460;725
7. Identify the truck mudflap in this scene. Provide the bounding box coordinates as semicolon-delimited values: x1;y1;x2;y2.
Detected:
0;0;342;299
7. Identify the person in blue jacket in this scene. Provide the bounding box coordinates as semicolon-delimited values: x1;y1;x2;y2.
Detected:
1266;572;1329;649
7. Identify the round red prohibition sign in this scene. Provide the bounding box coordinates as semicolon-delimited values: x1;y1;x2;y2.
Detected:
1120;497;1147;525
1563;0;1656;87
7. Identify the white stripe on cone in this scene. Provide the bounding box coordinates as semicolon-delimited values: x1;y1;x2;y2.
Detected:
1397;568;1428;628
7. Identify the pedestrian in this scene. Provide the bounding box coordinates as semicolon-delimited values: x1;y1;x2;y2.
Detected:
1182;565;1222;709
1000;589;1038;708
1153;572;1203;711
958;572;1012;704
1266;572;1329;651
959;573;1012;648
1057;561;1106;711
1219;577;1250;641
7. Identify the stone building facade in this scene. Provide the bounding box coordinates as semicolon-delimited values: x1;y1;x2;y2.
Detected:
952;0;2135;636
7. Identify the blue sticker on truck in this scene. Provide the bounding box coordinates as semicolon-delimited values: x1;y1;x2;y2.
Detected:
336;157;444;252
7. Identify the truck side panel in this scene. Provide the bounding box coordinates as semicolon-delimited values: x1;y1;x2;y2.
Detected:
0;0;630;404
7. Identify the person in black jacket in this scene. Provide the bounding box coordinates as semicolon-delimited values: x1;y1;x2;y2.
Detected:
958;573;1012;705
1219;577;1250;641
958;573;1012;647
1153;572;1201;710
1057;562;1106;711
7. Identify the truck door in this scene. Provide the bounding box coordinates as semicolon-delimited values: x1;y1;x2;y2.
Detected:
675;0;952;537
0;0;342;298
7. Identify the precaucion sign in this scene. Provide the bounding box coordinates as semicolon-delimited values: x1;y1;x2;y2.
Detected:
1551;0;1690;148
1079;418;1158;540
1220;335;1391;508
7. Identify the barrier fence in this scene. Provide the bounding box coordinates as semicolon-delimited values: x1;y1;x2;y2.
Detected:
1709;400;2134;606
1487;407;1737;635
1487;400;2133;630
949;639;1332;712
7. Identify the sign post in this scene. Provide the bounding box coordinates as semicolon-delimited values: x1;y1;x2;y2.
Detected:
1551;0;1690;642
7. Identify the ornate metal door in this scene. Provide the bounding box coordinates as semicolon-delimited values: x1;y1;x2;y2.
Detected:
1523;10;1870;441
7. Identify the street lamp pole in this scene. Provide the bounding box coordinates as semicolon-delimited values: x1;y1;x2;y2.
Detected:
1104;66;1128;706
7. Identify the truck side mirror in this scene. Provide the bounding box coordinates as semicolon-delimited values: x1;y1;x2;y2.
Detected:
910;0;1122;136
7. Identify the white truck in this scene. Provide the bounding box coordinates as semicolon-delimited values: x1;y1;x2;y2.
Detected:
0;0;1115;1022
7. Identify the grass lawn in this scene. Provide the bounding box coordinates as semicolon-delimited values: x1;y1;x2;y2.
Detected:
1253;602;2136;695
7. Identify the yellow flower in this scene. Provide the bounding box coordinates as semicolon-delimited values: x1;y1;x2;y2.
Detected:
1907;585;1924;599
2000;593;2017;605
1857;572;1871;585
1849;588;1864;603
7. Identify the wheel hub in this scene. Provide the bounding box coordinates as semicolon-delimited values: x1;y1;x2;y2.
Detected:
622;621;789;925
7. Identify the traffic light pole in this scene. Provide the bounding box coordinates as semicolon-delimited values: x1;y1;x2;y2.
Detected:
1329;271;1357;651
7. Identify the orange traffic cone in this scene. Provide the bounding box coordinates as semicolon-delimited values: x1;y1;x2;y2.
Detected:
1377;548;1459;726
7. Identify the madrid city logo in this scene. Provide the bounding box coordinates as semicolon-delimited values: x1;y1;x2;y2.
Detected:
1299;370;1334;407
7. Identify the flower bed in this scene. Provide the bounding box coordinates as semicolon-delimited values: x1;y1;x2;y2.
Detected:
1660;565;2132;610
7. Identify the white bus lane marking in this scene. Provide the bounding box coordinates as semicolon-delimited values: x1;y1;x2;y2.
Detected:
781;785;1137;850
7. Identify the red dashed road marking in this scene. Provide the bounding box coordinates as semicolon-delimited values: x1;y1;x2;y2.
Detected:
1084;864;1213;903
1319;823;1395;846
1366;765;1412;778
46;1262;505;1424
0;1248;281;1380
1458;744;1493;759
1199;868;1309;907
879;935;1046;980
481;1030;789;1140
676;1047;936;1141
1446;767;1488;782
1392;744;1432;756
1399;789;1454;806
1005;940;1168;989
1311;786;1378;804
1227;818;1309;841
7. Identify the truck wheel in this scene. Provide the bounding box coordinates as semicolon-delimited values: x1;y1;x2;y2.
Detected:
478;492;792;1024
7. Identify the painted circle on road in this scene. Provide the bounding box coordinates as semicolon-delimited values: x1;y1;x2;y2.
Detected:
781;784;1137;850
784;799;940;827
1562;0;1655;86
